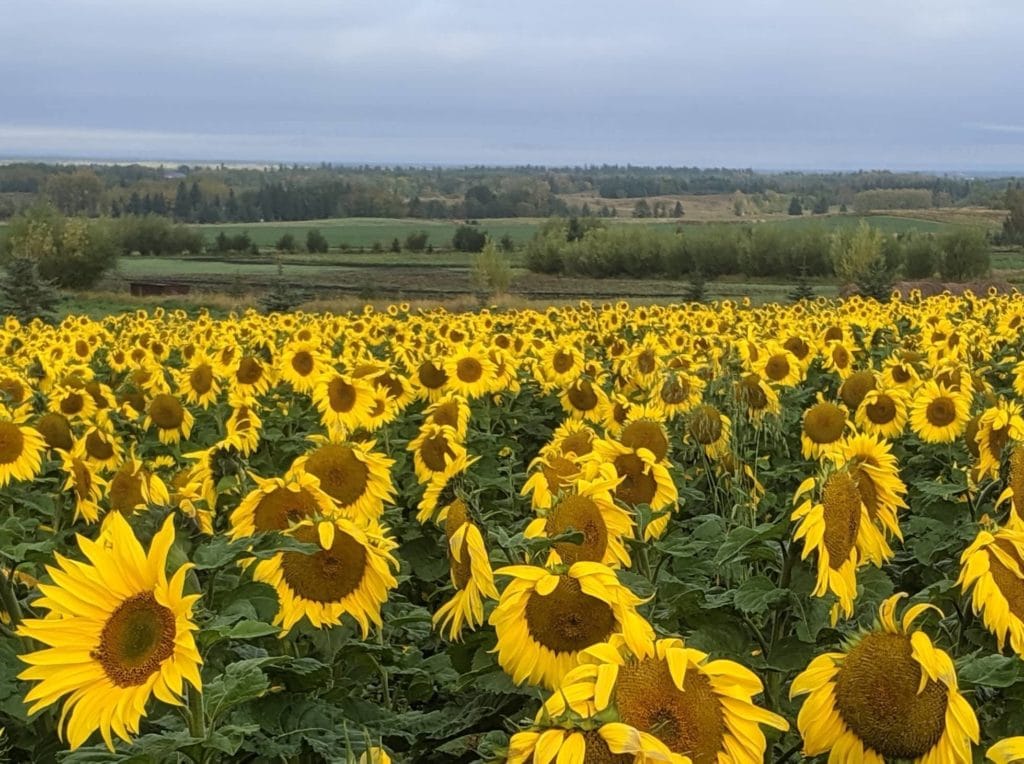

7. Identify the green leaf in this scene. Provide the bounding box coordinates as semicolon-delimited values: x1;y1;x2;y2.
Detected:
733;575;788;615
958;653;1020;688
225;620;279;639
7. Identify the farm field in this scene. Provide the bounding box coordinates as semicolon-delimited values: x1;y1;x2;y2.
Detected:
2;295;1024;762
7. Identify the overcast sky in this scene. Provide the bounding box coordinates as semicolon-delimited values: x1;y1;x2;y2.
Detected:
2;0;1023;169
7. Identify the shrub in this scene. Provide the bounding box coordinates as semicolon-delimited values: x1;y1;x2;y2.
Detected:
275;233;297;253
306;229;329;253
452;225;487;253
939;228;990;281
471;241;511;296
404;231;429;252
901;232;941;279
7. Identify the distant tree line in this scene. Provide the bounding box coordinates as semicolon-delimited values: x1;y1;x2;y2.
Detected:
525;218;991;283
0;163;1014;223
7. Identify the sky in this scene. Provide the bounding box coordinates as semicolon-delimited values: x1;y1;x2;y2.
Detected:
2;0;1024;170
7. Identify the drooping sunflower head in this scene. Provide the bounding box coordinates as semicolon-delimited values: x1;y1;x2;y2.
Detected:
432;499;499;640
145;393;194;445
791;594;979;763
686;404;731;459
408;423;473;485
735;372;780;421
839;369;876;410
506;722;683;764
106;458;170;517
228;472;337;540
958;526;1024;656
559;377;610;422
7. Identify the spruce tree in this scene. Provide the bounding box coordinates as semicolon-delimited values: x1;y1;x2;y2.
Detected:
788;265;815;302
0;257;61;324
684;267;707;303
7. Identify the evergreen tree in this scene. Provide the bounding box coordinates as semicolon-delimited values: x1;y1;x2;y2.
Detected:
855;257;895;302
788;196;803;215
259;261;310;313
390;237;401;253
0;257;61;323
684;267;707;303
674;201;684;217
174;182;190;221
788;265;815;302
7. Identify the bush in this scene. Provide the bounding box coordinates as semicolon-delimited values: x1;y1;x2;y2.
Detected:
214;231;253;253
306;229;329;253
939;228;990;281
117;216;204;255
471;241;511;296
452;225;487;253
404;231;429;252
901;232;940;279
275;233;297;253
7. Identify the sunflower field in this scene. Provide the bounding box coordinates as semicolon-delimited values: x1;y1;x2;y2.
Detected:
6;294;1024;762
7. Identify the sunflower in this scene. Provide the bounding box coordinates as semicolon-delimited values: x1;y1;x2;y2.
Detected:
686;404;732;460
250;516;398;635
423;394;471;440
175;351;220;408
312;371;376;436
228;472;337;539
59;451;106;524
231;354;274;398
221;399;262;456
0;410;46;487
35;412;75;452
822;339;856;379
353;362;416;412
489;562;654;689
619;410;670;463
958;525;1024;655
507;723;685;764
839;369;877;411
855;385;910;440
734;372;780;422
590;438;677;539
790;593;979;763
910;381;970;444
277;340;325;394
167;468;214;535
444;344;496;398
651;371;705;419
833;433;907;541
290;438;395;523
408;423;474;485
525;463;634;568
144;393;194;445
754;342;804;387
432;498;499;640
49;384;97;422
989;738;1024;764
106;458;170;518
792;467;893;621
801;397;849;460
974;401;1024;480
17;514;201;751
559;377;611;423
521;452;584;510
545;634;788;764
75;425;124;471
537;343;585;388
412;357;450;402
544;419;597;461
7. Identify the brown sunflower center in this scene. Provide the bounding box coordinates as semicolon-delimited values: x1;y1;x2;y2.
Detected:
822;471;862;569
987;539;1024;621
892;365;913;384
560;431;594;458
109;467;146;513
85;381;110;409
659;376;690;406
430;401;461;429
689;405;723;445
613;656;726;764
420;432;456;473
804;402;846;444
84;429;114;460
93;592;176;688
764;354;791;382
620;420;669;462
613;453;657;506
418;361;448;390
456;357;483;384
252;486;320;531
636;349;657;375
291;350;315;376
784;336;810;360
986;425;1011;464
445;499;472;590
0;422;25;464
0;378;25;403
865;395;897;425
303;444;370;507
60;392;85;416
738;374;769;410
567;380;599;412
524;576;615;655
552;350;576;375
280;524;367;603
926;396;957;428
1010;446;1024;522
71;458;92;498
834;631;948;760
852;466;880;521
236;356;264;385
149;394;185;430
190;364;214;395
546;494;608;564
840;371;876;410
831;345;850;368
327;378;358;413
580;730;631;764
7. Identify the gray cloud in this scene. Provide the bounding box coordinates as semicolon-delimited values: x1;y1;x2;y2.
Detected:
1;0;1023;168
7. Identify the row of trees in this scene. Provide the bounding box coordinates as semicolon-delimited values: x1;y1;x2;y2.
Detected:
524;218;991;284
2;163;1015;222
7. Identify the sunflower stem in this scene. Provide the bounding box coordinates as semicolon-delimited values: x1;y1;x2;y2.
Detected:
0;566;23;628
186;681;207;754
